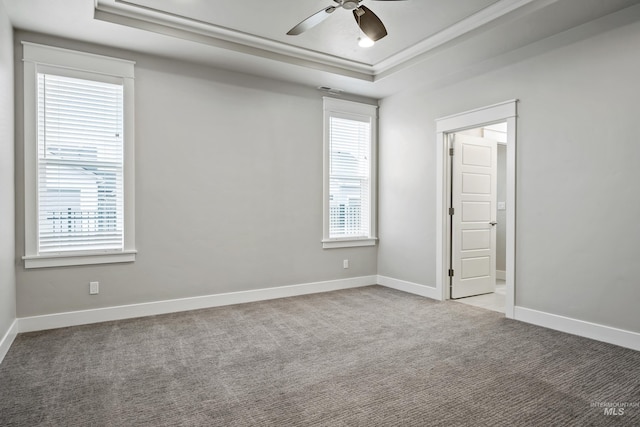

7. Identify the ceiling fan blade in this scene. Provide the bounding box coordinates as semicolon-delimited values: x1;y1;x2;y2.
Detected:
287;6;337;35
353;5;387;41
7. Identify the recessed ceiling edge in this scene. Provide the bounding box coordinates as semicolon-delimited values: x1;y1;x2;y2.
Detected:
95;0;550;81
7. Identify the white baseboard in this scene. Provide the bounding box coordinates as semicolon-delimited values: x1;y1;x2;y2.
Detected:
0;320;18;364
514;307;640;352
19;275;378;333
377;275;441;300
496;270;506;280
10;276;637;361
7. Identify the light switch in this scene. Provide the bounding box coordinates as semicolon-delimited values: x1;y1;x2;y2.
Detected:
497;202;506;211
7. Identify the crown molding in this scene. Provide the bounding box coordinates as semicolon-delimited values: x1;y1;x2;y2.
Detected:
95;0;375;81
373;0;558;76
94;0;552;81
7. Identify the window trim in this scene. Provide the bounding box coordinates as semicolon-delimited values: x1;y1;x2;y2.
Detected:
22;42;136;269
322;97;378;249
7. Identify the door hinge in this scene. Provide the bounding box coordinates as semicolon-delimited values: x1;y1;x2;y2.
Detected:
449;148;454;156
448;269;454;277
448;207;454;216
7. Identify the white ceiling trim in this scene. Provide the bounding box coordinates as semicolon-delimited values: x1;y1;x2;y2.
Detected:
95;0;375;81
373;0;556;74
94;0;552;81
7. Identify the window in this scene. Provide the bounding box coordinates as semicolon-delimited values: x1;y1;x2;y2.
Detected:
22;43;136;268
323;97;377;248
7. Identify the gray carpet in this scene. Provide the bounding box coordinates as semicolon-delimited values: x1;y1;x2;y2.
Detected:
0;285;638;426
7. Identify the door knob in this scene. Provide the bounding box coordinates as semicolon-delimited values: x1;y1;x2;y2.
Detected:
490;222;497;226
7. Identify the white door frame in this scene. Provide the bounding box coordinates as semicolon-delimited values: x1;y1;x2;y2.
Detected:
435;100;517;318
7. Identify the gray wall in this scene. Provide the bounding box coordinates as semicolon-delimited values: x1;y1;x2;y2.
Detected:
14;32;377;318
0;2;16;338
378;17;640;332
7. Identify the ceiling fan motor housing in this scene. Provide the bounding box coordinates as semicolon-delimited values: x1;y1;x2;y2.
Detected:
342;0;361;10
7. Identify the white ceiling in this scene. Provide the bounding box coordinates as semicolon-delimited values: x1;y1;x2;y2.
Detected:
4;0;640;98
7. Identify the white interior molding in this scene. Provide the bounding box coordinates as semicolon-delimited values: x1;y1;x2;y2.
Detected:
377;276;440;300
5;278;638;362
373;0;556;75
94;0;375;81
21;42;137;269
94;0;543;80
435;100;517;318
0;320;18;364
18;276;378;333
515;306;640;352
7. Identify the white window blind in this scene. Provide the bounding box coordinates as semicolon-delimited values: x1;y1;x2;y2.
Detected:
37;73;124;253
329;115;371;238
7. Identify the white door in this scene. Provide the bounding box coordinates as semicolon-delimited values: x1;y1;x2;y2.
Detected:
450;134;497;299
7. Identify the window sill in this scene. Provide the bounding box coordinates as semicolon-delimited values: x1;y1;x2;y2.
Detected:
23;250;137;269
322;238;377;249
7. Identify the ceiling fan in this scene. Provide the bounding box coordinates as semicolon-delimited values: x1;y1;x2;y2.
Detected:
286;0;407;43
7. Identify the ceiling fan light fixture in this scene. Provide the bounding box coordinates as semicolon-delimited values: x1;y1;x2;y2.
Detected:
342;0;360;11
358;36;374;48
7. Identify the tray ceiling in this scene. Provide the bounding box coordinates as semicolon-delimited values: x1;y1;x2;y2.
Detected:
111;0;500;66
5;0;640;98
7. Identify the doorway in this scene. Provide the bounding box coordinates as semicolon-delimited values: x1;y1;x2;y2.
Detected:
450;125;507;312
435;100;517;318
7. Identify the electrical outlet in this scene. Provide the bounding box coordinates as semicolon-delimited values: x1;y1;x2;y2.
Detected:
343;259;349;269
89;281;99;295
